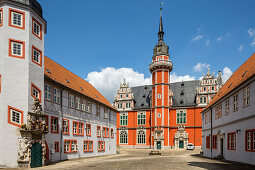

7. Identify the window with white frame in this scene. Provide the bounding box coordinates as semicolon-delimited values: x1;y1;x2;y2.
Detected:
78;123;83;134
177;110;186;124
87;102;92;113
81;100;86;111
243;86;250;107
120;113;128;126
225;99;229;115
76;97;80;110
204;97;207;103
104;108;108;119
51;117;58;133
32;47;41;64
32;18;41;37
98;141;105;151
233;93;238;111
10;108;22;125
137;112;146;125
54;87;60;104
69;94;74;108
97;126;101;137
45;84;52;101
86;124;91;136
215;103;222;120
64;141;70;152
246;130;255;151
73;122;77;134
10;10;23;27
96;105;100;116
119;130;128;144
10;40;23;57
137;130;146;144
111;129;114;138
71;141;77;152
228;132;236;150
63;119;69;134
83;140;93;152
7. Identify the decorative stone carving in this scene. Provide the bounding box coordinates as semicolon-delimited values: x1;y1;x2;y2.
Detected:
174;125;189;149
18;138;31;162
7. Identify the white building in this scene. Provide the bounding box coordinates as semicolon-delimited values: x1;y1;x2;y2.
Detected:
201;53;255;165
0;0;116;168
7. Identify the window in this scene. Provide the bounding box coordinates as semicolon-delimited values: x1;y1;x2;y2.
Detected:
0;8;3;26
111;129;114;138
54;142;59;152
233;93;238;111
68;94;74;108
87;102;92;113
31;83;41;102
225;99;229;115
81;100;86;111
119;130;128;144
158;94;161;99
76;97;80;110
97;126;101;137
215;103;222;120
8;106;23;127
103;127;109;138
120;113;128;126
204;97;207;103
246;129;255;152
200;97;203;104
84;140;93;152
243;86;250;107
64;140;77;153
212;135;217;149
126;102;131;108
63;119;69;135
137;130;146;144
137;112;146;125
228;132;236;150
9;8;25;29
205;112;208;124
104;109;108;119
206;136;210;149
45;84;52;101
51;116;59;133
203;87;206;91
9;39;25;59
54;87;60;104
96;105;100;116
98;141;105;151
32;46;42;66
86;124;91;136
73;121;83;136
32;17;42;39
177;110;186;124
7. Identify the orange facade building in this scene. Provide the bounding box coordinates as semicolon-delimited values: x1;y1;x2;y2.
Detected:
114;9;222;149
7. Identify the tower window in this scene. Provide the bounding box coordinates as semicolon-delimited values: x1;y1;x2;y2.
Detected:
9;8;25;29
9;39;25;59
31;83;41;102
158;94;161;99
32;46;42;66
8;106;23;127
180;91;184;95
32;17;42;39
0;9;3;26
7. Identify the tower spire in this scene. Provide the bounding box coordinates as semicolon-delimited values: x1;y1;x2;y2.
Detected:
158;2;164;41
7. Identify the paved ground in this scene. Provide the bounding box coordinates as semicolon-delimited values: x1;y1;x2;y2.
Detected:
6;148;255;170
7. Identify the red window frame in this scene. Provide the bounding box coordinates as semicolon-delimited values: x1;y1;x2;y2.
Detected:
31;82;41;102
9;8;25;30
111;128;114;138
86;124;91;136
103;127;109;138
83;140;93;152
206;136;210;149
50;116;59;134
62;119;69;135
212;135;217;149
73;121;84;136
98;141;105;151
97;126;101;137
32;17;42;40
245;129;255;152
9;39;25;59
31;45;42;67
8;105;24;128
0;8;3;27
227;132;236;150
64;139;77;153
54;141;59;152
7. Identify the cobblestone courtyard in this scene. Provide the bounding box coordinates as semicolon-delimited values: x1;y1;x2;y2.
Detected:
5;148;254;170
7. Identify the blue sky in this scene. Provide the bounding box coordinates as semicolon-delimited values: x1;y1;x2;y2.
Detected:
38;0;255;102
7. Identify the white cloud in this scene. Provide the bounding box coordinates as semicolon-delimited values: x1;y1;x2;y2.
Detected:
191;35;203;42
248;28;255;46
170;72;195;83
222;67;233;83
86;67;151;103
193;63;210;72
217;36;223;41
238;45;243;52
205;39;210;46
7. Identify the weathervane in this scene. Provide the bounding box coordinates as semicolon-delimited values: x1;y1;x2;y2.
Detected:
160;2;164;16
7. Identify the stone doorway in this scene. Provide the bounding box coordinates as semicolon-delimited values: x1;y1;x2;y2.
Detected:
174;125;188;149
179;141;184;148
31;142;42;168
157;141;161;150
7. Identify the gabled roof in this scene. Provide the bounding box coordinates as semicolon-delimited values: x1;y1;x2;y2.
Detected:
204;52;255;111
44;56;115;110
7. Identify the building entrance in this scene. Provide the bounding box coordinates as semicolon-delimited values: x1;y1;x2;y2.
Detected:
179;141;184;148
31;142;42;168
157;141;161;150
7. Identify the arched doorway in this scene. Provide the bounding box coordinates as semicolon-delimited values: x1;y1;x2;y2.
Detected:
31;142;42;168
179;141;184;148
157;141;161;150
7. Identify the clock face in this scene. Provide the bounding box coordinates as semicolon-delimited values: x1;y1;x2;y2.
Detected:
157;46;162;52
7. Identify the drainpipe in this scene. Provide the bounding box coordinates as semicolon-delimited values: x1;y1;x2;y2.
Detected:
59;88;64;161
210;107;212;158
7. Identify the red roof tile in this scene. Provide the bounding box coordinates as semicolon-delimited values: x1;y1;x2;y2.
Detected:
204;52;255;111
44;56;115;110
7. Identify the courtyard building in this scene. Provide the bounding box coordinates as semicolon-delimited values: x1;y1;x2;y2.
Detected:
201;53;255;165
114;8;222;150
0;0;116;168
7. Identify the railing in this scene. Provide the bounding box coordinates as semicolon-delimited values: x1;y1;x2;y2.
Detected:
149;60;173;71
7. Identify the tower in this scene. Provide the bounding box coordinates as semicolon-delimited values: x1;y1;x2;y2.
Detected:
0;0;46;167
149;6;173;149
